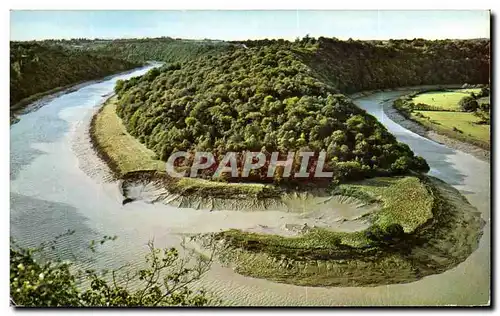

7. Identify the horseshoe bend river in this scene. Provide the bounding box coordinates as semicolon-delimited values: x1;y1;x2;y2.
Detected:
10;66;490;306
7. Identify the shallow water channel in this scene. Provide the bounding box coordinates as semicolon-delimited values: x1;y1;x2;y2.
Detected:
10;68;490;305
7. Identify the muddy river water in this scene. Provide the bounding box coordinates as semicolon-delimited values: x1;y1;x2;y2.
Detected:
10;67;490;306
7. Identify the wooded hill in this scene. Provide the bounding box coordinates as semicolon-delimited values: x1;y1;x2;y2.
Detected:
304;37;490;93
10;42;140;106
113;37;489;183
70;37;233;64
10;38;232;107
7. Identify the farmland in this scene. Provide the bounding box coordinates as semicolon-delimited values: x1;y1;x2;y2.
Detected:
415;110;490;147
394;88;490;149
412;89;481;111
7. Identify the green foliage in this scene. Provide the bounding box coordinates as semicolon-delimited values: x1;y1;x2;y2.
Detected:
71;37;232;64
474;101;490;124
10;42;140;106
301;37;489;93
114;42;430;184
10;37;231;109
477;86;490;98
10;232;219;307
459;95;479;112
390;156;412;174
365;223;405;245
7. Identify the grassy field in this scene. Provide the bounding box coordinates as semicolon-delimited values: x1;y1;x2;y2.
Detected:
93;96;165;175
412;88;481;111
414;110;490;148
397;88;490;150
341;176;434;232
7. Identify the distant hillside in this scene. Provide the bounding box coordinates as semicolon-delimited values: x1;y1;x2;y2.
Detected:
300;37;490;93
55;37;233;64
113;37;489;183
10;42;140;106
233;37;490;93
10;38;232;108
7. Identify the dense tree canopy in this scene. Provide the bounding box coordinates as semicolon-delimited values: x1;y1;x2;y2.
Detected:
10;38;232;107
12;36;489;182
114;42;439;183
10;42;140;106
299;37;490;93
73;37;233;64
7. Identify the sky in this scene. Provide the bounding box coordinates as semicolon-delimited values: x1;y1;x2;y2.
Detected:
10;10;490;41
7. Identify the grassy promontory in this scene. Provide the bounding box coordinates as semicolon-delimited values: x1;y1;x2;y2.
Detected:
91;94;483;288
89;37;487;287
196;176;484;287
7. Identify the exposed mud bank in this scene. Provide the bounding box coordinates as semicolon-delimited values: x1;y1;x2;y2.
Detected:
71;100;117;183
195;176;484;287
120;170;376;217
11;81;95;125
10;67;489;305
87;96;122;180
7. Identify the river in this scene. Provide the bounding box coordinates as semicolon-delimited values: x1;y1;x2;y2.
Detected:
10;67;490;306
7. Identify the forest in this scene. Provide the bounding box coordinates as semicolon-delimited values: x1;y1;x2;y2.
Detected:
10;42;140;106
10;38;232;108
113;37;489;184
299;37;490;93
70;37;233;64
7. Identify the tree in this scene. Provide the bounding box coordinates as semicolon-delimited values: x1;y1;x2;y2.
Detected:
458;95;479;112
10;232;220;307
478;86;490;98
390;156;411;174
111;38;486;185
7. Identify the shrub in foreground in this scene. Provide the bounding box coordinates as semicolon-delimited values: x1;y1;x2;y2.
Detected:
10;233;219;307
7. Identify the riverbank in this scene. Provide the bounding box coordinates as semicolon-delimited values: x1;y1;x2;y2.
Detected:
87;93;486;288
90;96;430;214
89;96;297;209
196;175;483;287
10;69;489;304
383;99;490;163
10;81;93;125
10;65;154;125
348;85;490;163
